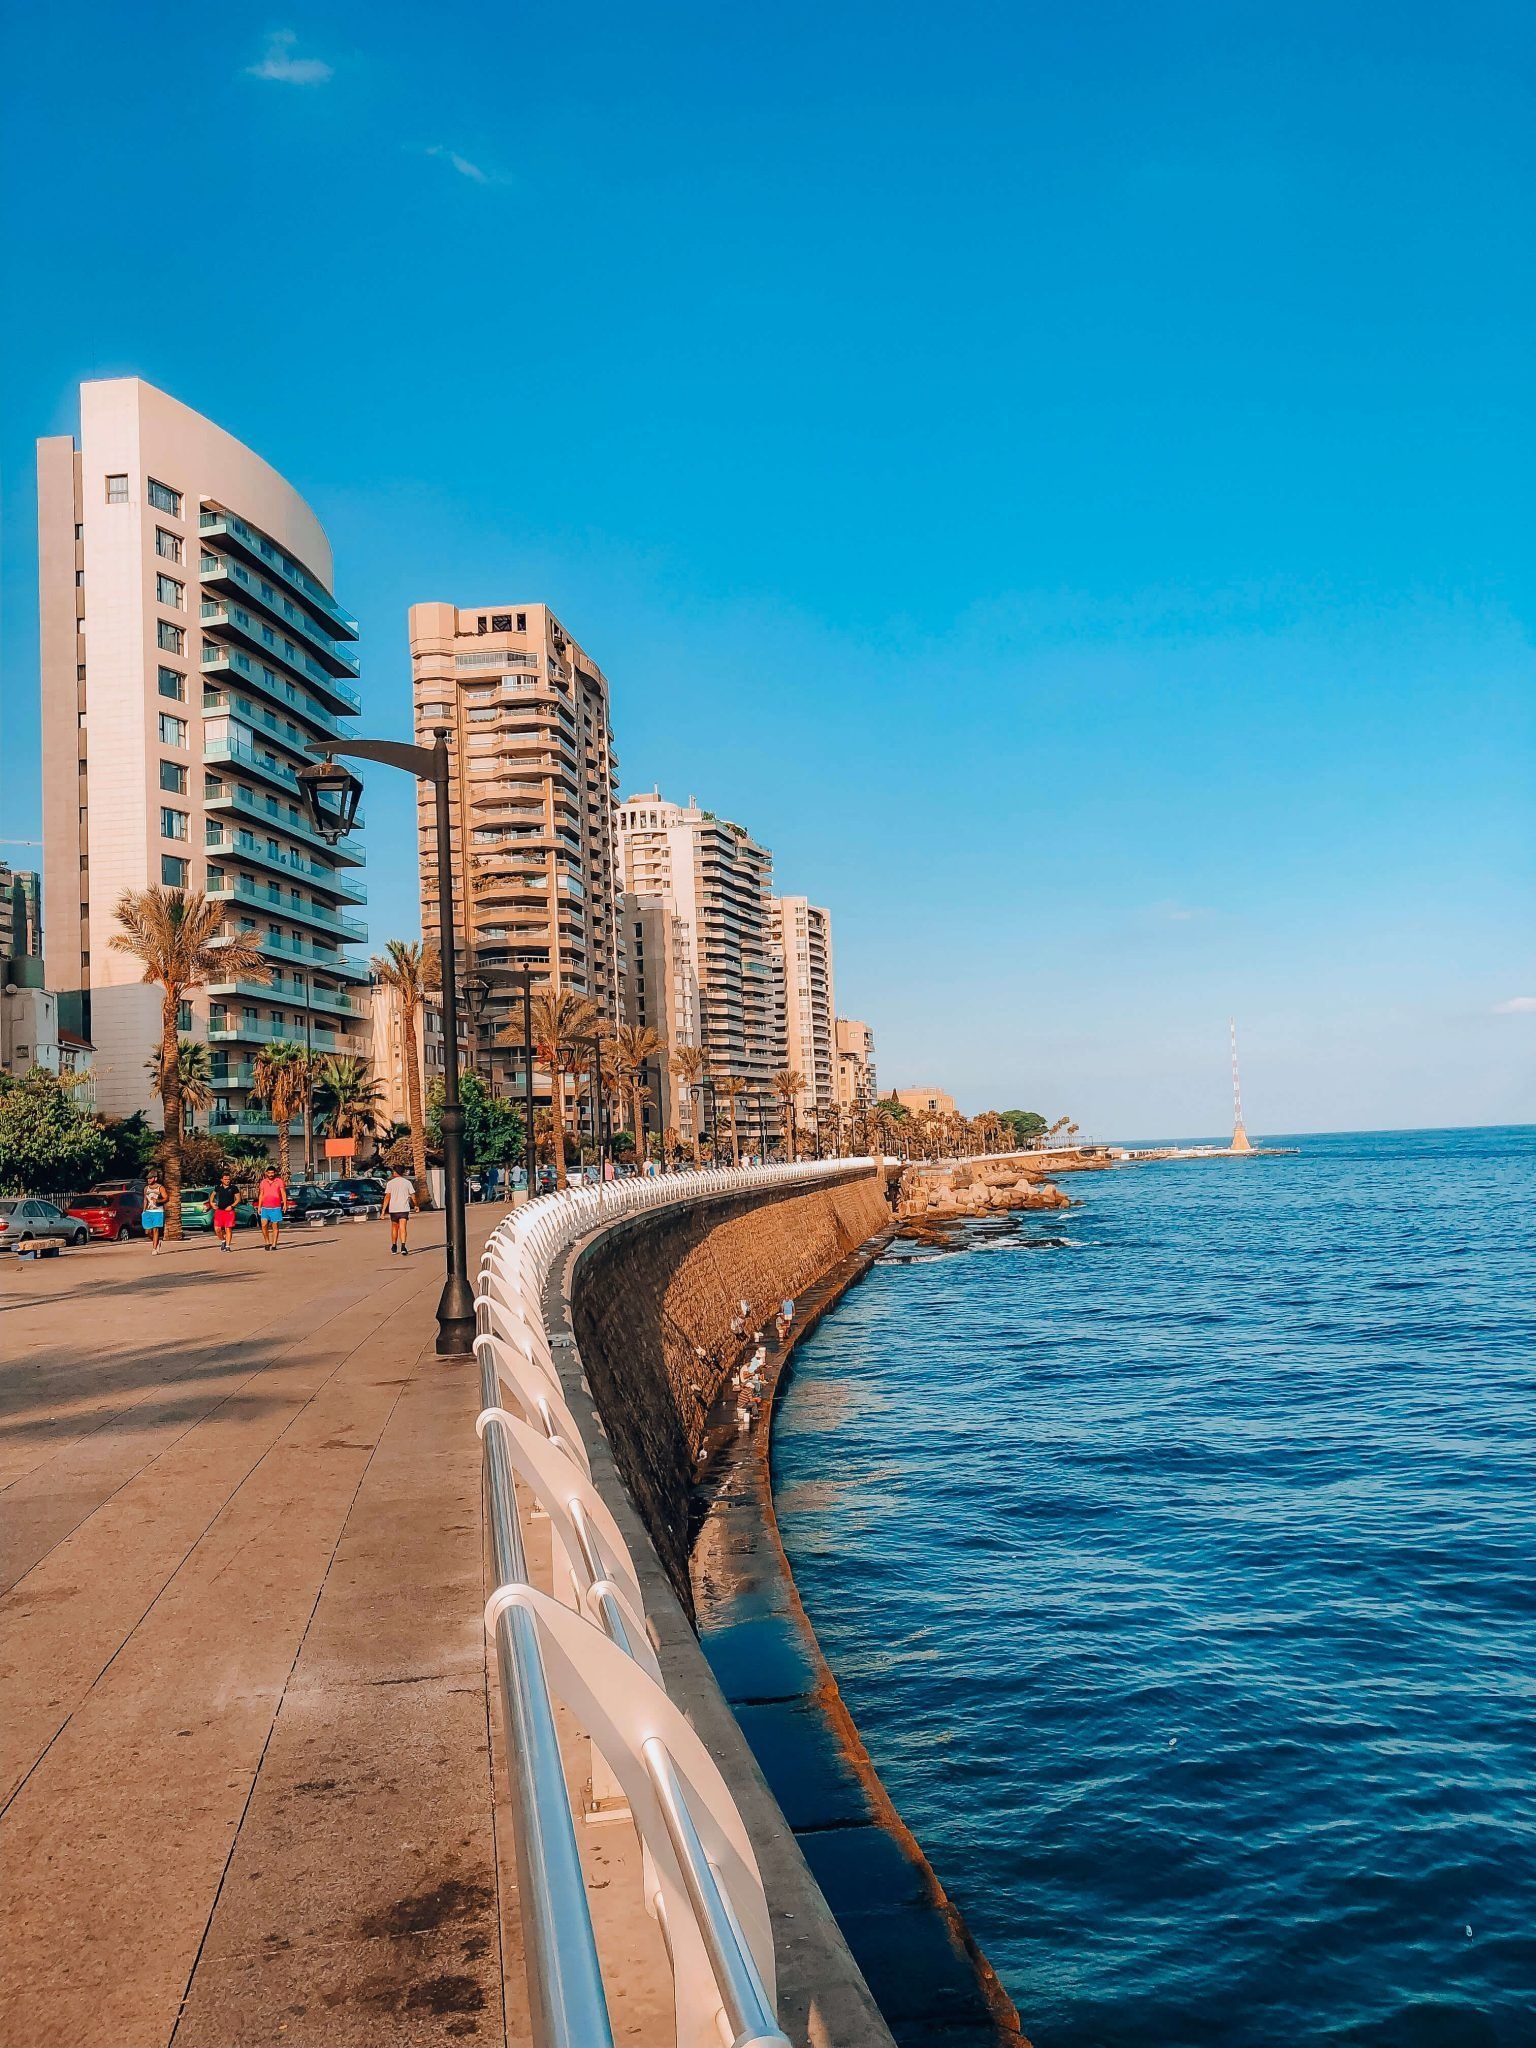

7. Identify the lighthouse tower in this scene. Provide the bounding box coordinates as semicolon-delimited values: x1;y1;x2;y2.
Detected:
1229;1018;1253;1153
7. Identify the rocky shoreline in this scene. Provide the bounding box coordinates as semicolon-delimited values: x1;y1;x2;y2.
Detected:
894;1148;1113;1245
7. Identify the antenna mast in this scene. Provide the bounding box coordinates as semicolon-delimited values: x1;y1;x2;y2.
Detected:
1229;1018;1252;1153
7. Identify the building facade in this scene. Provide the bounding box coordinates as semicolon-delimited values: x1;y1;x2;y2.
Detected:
0;866;42;961
38;379;368;1133
833;1016;878;1113
894;1086;957;1118
620;889;699;1138
406;602;622;1115
770;896;835;1121
617;792;778;1147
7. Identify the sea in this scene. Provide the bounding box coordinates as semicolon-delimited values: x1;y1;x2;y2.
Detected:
772;1127;1535;2048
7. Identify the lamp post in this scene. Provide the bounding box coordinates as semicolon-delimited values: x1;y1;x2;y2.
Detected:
299;734;475;1356
586;1034;609;1177
460;966;492;1082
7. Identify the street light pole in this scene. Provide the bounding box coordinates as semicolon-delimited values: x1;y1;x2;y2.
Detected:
299;730;476;1355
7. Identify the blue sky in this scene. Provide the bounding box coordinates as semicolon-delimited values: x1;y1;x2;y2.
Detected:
2;1;1531;1136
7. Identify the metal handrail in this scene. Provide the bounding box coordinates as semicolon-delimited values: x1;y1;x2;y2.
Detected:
476;1158;879;2045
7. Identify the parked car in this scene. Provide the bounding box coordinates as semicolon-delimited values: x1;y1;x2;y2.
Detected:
179;1187;259;1233
65;1181;146;1240
0;1198;90;1250
286;1183;341;1222
327;1176;384;1217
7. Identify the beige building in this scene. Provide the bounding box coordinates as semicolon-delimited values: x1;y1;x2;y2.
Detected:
620;889;699;1138
0;867;42;960
894;1086;957;1118
407;603;622;1119
770;897;835;1120
834;1017;878;1112
38;379;369;1131
366;976;425;1129
617;792;778;1148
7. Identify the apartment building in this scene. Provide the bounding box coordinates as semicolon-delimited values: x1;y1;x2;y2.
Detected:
406;603;622;1115
770;896;835;1121
834;1017;878;1112
617;791;778;1147
620;889;699;1138
895;1086;957;1118
0;867;42;961
38;379;368;1129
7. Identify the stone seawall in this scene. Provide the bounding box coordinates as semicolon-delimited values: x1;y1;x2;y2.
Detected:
570;1170;892;1612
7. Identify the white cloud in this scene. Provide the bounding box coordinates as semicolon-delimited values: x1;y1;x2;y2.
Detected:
247;30;333;85
427;145;490;184
1492;996;1536;1014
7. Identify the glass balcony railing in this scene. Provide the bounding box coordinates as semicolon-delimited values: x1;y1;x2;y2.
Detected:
199;625;361;718
199;554;360;677
204;828;367;905
202;779;365;865
198;509;358;637
210;878;368;946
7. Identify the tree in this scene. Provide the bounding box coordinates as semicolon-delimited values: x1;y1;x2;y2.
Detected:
1000;1110;1048;1150
315;1055;388;1147
669;1043;710;1165
0;1070;111;1197
717;1073;748;1165
96;1110;159;1180
251;1042;308;1183
146;1037;214;1133
428;1071;525;1167
519;989;600;1191
771;1069;806;1162
109;886;269;1236
607;1022;668;1158
371;939;438;1184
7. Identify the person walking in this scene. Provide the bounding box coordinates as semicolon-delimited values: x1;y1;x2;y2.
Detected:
141;1174;168;1255
384;1168;417;1254
211;1169;239;1255
257;1166;286;1252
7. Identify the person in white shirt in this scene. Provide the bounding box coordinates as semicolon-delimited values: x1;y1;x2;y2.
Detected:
383;1171;417;1255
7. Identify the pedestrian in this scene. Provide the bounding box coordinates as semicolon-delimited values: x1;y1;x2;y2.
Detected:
141;1173;168;1255
211;1168;239;1255
383;1166;417;1254
780;1295;795;1328
257;1165;286;1251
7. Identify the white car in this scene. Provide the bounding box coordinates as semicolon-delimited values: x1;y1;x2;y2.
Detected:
0;1198;90;1250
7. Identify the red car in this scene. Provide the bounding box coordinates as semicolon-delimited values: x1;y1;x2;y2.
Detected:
66;1181;146;1241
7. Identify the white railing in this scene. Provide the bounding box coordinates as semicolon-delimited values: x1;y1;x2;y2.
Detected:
474;1158;882;2048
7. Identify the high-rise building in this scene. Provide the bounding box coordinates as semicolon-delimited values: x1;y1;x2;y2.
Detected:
770;896;835;1120
620;889;699;1138
0;867;42;961
834;1017;878;1113
406;603;622;1116
38;378;368;1130
617;791;778;1146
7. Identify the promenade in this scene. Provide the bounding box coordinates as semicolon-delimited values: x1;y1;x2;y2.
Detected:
2;1214;532;2048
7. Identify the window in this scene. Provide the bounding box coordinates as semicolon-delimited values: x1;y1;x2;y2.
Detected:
158;666;185;701
106;474;129;504
159;759;188;794
147;478;182;517
158;713;188;747
157;621;185;654
267;923;282;943
160;806;189;841
77;663;86;682
177;1001;192;1033
162;854;189;886
75;569;85;587
491;613;514;632
156;574;184;609
155;528;183;563
75;523;84;541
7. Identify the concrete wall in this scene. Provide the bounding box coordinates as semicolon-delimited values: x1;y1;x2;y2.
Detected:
570;1167;891;1612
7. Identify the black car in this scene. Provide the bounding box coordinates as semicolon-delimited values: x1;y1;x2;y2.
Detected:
328;1176;385;1217
285;1183;341;1222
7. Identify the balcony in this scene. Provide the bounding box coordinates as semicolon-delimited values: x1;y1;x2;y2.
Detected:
199;554;360;678
203;778;366;867
199;509;357;639
200;644;356;735
207;1011;364;1053
199;618;361;719
204;827;367;906
207;874;367;944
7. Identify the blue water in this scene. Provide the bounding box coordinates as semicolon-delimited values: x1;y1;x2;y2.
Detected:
774;1129;1536;2047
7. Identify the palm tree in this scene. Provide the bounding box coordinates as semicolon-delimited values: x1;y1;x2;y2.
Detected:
608;1022;669;1158
146;1037;215;1134
315;1055;387;1148
521;989;600;1190
716;1073;749;1165
371;939;438;1183
251;1041;308;1184
670;1043;711;1166
771;1068;806;1162
110;886;269;1235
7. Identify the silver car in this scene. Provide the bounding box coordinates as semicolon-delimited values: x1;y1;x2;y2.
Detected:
0;1198;90;1251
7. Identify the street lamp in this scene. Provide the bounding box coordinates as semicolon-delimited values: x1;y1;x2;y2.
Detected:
299;733;475;1356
